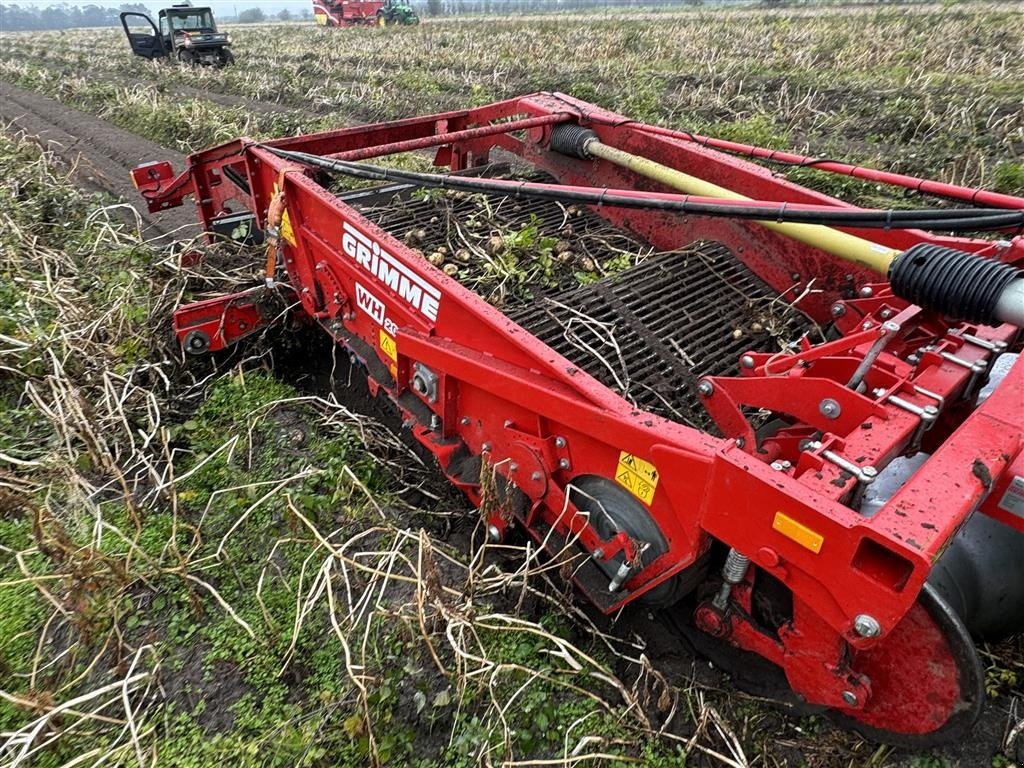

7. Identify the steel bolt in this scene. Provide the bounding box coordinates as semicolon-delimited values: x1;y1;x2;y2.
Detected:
460;416;470;426
592;548;605;560
531;471;542;482
853;614;881;638
487;525;501;543
740;355;755;369
735;438;745;449
554;437;566;448
558;458;570;470
858;286;874;298
430;414;440;431
503;419;513;428
697;380;714;397
879;308;892;320
831;303;846;318
860;466;878;482
481;442;492;453
509;463;518;472
842;691;858;707
819;398;841;419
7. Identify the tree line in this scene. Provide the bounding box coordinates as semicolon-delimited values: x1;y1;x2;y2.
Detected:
0;3;154;30
2;0;915;31
421;0;707;12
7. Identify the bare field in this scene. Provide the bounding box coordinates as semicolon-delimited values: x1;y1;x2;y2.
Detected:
1;4;1023;767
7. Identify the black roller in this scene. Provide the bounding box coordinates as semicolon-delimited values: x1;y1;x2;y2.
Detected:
548;124;598;159
928;511;1024;640
888;244;1023;326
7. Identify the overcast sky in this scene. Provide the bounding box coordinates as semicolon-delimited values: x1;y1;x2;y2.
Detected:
4;1;315;14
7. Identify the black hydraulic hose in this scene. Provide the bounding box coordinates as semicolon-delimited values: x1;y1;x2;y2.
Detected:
259;146;1024;232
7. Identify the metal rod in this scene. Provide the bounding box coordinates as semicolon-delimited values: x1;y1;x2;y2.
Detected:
325;113;571;162
805;441;877;484
712;549;750;610
635;123;1024;210
847;321;900;390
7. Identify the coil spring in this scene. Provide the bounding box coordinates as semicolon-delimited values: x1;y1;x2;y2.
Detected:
722;549;750;585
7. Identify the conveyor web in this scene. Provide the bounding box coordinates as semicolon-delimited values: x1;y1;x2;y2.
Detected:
354;183;809;431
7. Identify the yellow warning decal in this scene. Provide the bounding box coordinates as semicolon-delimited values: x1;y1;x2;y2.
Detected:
279;208;296;246
272;182;297;246
379;329;398;363
772;512;824;554
615;452;659;505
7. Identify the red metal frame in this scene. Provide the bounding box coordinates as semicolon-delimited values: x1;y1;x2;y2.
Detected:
138;92;1024;731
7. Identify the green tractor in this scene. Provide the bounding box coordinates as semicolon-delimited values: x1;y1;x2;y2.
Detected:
376;0;419;26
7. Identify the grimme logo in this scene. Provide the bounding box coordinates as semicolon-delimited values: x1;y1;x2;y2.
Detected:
355;283;385;326
342;221;440;321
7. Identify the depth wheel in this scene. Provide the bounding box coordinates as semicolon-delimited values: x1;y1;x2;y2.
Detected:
830;584;984;747
671;580;984;746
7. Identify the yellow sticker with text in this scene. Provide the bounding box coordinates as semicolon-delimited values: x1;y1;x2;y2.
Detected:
379;329;398;363
615;452;659;505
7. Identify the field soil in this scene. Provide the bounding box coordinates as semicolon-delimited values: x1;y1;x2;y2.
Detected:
0;80;198;241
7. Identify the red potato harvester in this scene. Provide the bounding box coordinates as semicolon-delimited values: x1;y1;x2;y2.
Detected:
131;92;1024;746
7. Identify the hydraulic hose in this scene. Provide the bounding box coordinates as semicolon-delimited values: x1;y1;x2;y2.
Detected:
632;123;1024;210
260;146;1024;230
547;126;1023;327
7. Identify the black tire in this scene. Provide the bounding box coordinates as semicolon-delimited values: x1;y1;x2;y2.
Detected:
176;48;193;65
219;49;234;67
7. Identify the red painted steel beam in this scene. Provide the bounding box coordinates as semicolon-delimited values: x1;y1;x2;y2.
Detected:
325;113;572;162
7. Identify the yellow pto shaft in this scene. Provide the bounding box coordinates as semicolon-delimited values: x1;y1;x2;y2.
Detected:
583;138;900;275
